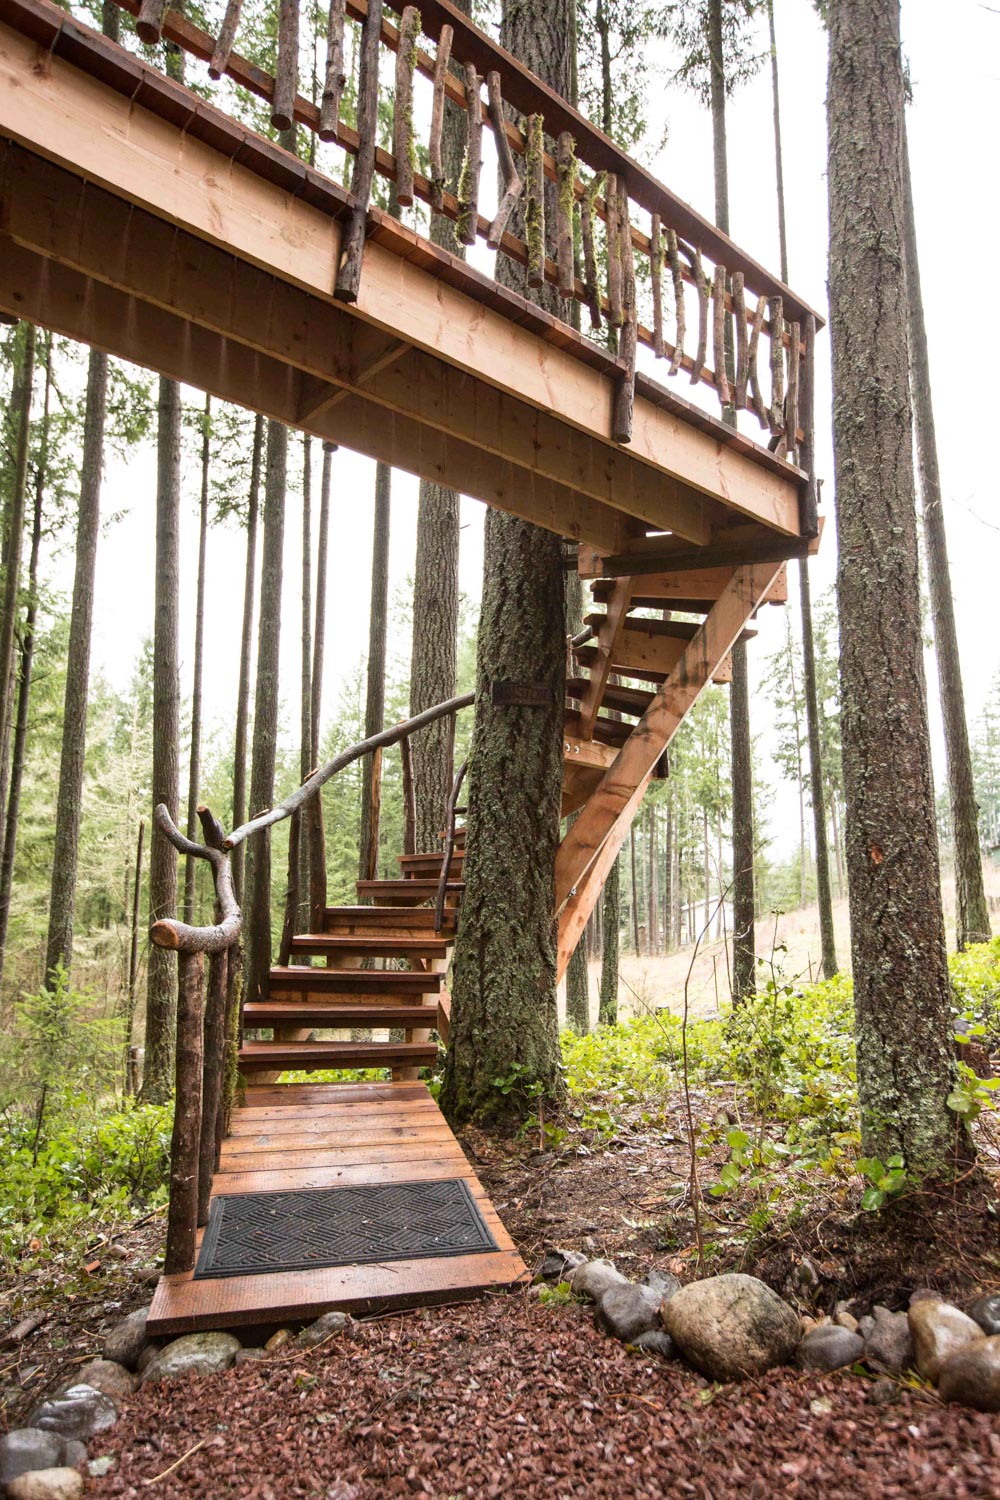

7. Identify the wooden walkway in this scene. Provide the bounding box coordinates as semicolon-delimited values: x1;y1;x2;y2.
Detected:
147;1080;527;1335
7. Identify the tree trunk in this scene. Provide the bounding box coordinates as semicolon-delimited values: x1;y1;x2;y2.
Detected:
296;432;313;929
141;376;182;1102
0;322;36;881
630;821;640;953
598;854;619;1023
308;442;332;926
45;348;108;981
231;413;263;904
901;122;990;949
244;419;287;1006
647;803;659;951
827;0;960;1172
183;393;210;924
358;461;391;883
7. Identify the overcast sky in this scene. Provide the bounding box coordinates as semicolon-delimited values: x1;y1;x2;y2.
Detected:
52;0;1000;854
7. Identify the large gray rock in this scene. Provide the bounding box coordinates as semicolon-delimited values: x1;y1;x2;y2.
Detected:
140;1332;241;1385
570;1259;629;1303
594;1284;663;1344
908;1299;984;1383
74;1360;137;1401
969;1293;1000;1338
938;1335;1000;1412
0;1430;64;1488
660;1274;800;1382
294;1312;350;1349
796;1325;865;1373
29;1386;118;1443
865;1306;913;1373
101;1308;149;1372
5;1468;84;1500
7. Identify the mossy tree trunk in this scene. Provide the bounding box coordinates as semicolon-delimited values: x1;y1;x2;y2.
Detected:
827;0;962;1173
441;0;574;1127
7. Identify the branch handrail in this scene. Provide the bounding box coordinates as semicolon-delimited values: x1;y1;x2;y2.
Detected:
150;805;242;953
434;757;468;933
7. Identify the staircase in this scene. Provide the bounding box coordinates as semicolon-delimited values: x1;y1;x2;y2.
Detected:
238;831;465;1083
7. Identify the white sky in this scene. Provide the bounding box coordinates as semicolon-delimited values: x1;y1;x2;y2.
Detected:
50;0;999;854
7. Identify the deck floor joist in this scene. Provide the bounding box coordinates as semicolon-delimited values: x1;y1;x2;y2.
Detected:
147;1081;527;1335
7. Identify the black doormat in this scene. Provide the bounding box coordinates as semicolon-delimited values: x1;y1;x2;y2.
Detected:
194;1179;499;1279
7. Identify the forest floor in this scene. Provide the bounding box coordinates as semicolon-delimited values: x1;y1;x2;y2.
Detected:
3;1072;1000;1498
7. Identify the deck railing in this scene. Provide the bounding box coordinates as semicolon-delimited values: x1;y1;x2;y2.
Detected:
115;0;820;477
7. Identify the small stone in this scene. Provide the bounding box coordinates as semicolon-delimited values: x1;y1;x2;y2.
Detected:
5;1467;85;1500
908;1287;939;1307
795;1257;821;1293
969;1293;1000;1338
294;1312;350;1349
660;1274;800;1382
29;1386;118;1443
0;1430;64;1487
594;1284;663;1344
233;1349;267;1365
135;1344;159;1376
809;1397;833;1416
908;1299;985;1383
643;1269;681;1301
101;1308;149;1372
570;1259;629;1303
264;1329;293;1353
631;1329;676;1359
140;1332;241;1385
857;1315;875;1341
60;1444;87;1475
74;1360;137;1401
536;1248;587;1283
834;1311;859;1334
796;1325;865;1373
868;1378;900;1407
865;1306;913;1374
938;1335;1000;1413
87;1457;116;1479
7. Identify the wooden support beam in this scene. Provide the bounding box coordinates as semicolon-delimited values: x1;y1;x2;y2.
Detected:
591;563;788;607
555;563;784;911
576;577;634;740
577;530;819;580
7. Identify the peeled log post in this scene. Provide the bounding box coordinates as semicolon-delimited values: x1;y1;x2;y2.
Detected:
580;173;604;329
691;250;708;384
197;946;228;1225
798;315;818;537
612;175;636;443
667;229;685;377
605;173;623;328
209;0;244;79
785;319;801;463
164;950;204;1274
335;0;384;302
271;0;300;134
525;113;546;289
428;24;454;211
136;0;168;44
712;264;730;409
747;294;769;427
277;809;301;966
393;5;421;208
487;72;523;248
318;0;348;142
400;730;417;857
768;295;785;434
556;132;576;299
733;271;748;409
650;213;664;359
457;63;483;247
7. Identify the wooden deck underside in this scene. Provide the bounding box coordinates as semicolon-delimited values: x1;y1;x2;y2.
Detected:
146;1081;528;1336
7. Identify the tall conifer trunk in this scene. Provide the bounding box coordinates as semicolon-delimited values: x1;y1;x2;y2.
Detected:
231;414;263;904
442;0;573;1126
827;0;960;1171
308;442;332;925
183;393;210;924
0;322;36;882
358;462;391;882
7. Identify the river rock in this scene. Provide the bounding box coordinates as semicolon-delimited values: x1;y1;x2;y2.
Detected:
140;1332;241;1385
294;1312;350;1349
644;1269;681;1302
0;1430;64;1488
660;1274;800;1381
865;1306;913;1373
938;1335;1000;1412
101;1308;149;1372
537;1248;587;1282
264;1329;293;1353
594;1284;663;1344
631;1329;676;1359
29;1386;118;1443
796;1325;865;1373
74;1360;137;1401
233;1349;266;1366
5;1468;85;1500
969;1293;1000;1338
59;1443;87;1474
908;1299;984;1382
570;1259;629;1303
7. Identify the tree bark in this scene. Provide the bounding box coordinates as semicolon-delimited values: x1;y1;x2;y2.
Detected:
231;413;263;906
358;461;391;883
308;442;333;926
244;419;287;1006
442;0;573;1127
0;322;36;883
827;0;960;1172
901;121;990;949
141;376;182;1102
296;433;313;929
183;393;211;925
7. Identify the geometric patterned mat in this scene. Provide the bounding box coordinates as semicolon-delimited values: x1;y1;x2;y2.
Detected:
194;1179;499;1279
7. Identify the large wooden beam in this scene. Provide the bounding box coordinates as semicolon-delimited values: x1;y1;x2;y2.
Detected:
576;577;634;740
555;563;785;911
0;11;804;539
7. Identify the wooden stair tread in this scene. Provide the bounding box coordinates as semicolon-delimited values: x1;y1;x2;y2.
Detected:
238;1040;440;1069
267;966;443;993
289;933;450;957
323;905;457;929
244;1001;440;1027
566;676;652;716
573;643;666;686
356;878;464;904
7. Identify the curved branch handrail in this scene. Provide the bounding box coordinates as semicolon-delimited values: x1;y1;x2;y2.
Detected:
435;758;469;933
150;805;243;953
